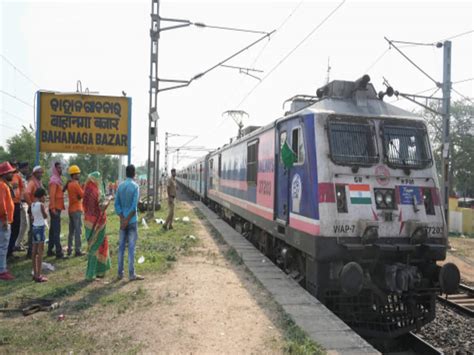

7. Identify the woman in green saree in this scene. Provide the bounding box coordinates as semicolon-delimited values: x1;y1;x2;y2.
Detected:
83;172;111;280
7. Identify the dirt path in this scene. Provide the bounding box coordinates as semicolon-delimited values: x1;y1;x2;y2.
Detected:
104;201;285;354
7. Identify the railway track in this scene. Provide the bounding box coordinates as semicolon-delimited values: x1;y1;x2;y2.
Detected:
400;332;443;355
437;283;474;317
188;193;445;355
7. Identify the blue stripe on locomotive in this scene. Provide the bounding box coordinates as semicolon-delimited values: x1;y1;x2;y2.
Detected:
281;114;319;221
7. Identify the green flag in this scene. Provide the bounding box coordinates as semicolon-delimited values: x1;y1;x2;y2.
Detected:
281;140;296;168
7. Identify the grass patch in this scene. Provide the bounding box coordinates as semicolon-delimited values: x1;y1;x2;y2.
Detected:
225;248;243;265
0;199;198;353
281;313;325;355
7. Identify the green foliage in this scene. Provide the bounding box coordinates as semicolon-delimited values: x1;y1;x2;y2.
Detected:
423;100;474;196
0;146;9;162
68;154;119;183
5;126;36;167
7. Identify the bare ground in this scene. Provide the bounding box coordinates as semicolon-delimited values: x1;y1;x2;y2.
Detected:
90;201;285;354
440;237;474;284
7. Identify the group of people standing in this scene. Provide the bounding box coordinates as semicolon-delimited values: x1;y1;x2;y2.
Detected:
0;160;144;283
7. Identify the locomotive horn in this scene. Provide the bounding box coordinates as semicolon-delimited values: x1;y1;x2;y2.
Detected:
340;262;364;296
354;74;371;89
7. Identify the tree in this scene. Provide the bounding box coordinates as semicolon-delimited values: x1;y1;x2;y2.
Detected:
6;126;36;167
0;146;10;162
423;100;474;197
68;154;119;184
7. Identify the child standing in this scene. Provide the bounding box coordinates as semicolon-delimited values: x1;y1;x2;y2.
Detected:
31;188;48;283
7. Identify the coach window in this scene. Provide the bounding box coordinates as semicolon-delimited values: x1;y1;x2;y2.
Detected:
291;127;305;165
247;140;259;185
218;154;222;178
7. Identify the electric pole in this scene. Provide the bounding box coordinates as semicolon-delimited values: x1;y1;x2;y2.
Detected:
441;40;452;232
146;0;160;217
144;0;273;217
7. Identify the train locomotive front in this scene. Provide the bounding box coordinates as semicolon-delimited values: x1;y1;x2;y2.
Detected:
177;76;460;339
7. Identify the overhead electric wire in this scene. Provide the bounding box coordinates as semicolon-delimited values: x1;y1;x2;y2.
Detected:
390;40;438;47
237;0;346;108
1;109;31;124
0;54;41;88
452;88;473;103
439;29;473;42
384;37;440;86
193;22;268;35
192;0;307;145
0;90;34;108
249;0;305;68
363;48;390;74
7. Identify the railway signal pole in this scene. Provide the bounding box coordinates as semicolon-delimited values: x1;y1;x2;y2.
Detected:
441;40;452;230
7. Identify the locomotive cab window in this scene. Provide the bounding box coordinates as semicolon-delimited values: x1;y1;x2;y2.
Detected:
291;127;305;165
382;122;432;169
279;131;287;163
247;140;259;185
328;119;378;166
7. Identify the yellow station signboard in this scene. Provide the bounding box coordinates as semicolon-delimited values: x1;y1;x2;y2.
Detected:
37;92;132;155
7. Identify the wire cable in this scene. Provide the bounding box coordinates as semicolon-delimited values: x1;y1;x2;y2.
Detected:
385;37;440;87
1;110;31;124
0;90;34;108
237;0;346;108
193;22;268;35
452;88;473;103
439;29;473;42
0;54;40;88
362;48;390;75
249;0;305;68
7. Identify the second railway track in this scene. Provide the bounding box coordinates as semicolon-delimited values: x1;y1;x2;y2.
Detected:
437;283;474;317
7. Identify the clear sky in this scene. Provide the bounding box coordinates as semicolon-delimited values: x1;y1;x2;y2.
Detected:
1;0;472;169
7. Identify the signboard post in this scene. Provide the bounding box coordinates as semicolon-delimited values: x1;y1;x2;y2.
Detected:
35;91;132;165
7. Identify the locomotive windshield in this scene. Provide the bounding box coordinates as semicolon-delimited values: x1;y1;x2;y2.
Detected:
328;120;378;166
382;123;432;169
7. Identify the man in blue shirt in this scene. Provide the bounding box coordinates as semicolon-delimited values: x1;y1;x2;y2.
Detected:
114;164;144;281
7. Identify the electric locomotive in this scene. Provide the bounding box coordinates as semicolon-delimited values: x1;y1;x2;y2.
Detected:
177;75;460;339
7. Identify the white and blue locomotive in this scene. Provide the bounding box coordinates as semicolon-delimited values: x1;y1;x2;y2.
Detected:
177;76;460;338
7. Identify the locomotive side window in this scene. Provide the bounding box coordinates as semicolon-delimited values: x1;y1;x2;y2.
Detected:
328;120;378;166
279;131;287;163
382;123;432;169
209;159;213;188
218;154;222;178
291;127;305;165
247;140;259;185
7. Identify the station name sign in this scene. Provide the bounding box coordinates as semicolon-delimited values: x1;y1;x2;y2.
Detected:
37;92;131;155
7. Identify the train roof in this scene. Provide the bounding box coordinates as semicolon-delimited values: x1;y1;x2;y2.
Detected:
181;76;424;168
281;76;421;123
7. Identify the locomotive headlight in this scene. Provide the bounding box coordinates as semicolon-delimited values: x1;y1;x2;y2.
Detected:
375;192;384;205
384;192;393;205
374;188;396;210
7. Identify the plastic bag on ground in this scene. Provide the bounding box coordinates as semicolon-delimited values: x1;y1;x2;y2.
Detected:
138;256;145;264
182;216;190;223
155;218;165;224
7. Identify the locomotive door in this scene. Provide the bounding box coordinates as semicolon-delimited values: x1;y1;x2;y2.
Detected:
276;123;290;224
